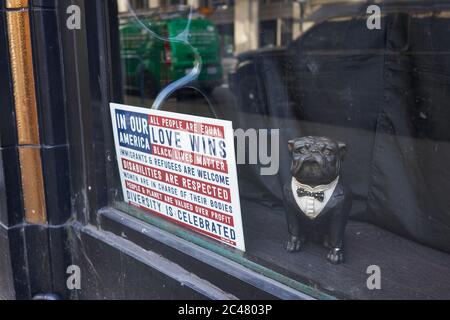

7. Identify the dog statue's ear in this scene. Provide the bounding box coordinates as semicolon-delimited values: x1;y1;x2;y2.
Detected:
338;142;347;160
288;140;296;153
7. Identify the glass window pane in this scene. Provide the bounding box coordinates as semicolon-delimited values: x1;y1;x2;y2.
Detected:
110;0;450;299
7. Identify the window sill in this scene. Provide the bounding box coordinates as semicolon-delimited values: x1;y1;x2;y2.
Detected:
97;206;322;300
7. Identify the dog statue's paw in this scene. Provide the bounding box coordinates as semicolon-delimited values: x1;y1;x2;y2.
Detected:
286;236;303;253
327;248;345;264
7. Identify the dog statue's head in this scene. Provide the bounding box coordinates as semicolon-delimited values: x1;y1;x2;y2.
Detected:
288;136;346;187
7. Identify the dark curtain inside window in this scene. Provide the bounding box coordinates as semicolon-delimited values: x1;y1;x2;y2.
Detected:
234;13;450;254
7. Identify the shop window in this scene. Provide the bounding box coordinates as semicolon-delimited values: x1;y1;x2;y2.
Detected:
102;0;450;299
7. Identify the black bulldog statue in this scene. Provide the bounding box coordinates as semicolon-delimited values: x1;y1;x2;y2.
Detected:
283;136;352;264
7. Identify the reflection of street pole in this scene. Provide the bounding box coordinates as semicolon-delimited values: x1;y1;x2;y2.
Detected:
149;0;159;8
293;0;307;39
188;0;201;9
296;0;307;34
300;1;305;33
235;0;259;53
118;0;128;13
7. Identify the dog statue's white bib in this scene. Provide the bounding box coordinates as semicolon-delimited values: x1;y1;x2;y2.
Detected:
291;177;339;219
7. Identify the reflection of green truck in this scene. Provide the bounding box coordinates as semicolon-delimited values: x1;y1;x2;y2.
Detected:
120;15;223;97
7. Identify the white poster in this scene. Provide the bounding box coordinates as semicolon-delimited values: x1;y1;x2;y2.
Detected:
110;103;245;251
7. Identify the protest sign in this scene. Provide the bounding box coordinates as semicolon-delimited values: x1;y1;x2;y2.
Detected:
110;103;245;251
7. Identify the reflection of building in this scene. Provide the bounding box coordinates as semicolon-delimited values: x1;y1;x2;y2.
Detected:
119;0;367;54
118;0;307;54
